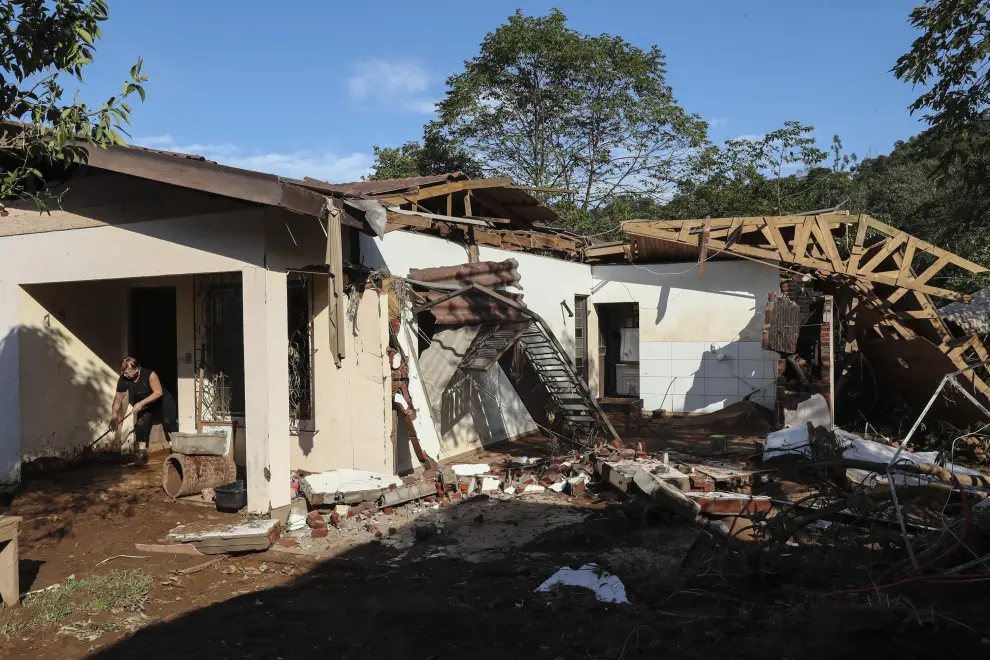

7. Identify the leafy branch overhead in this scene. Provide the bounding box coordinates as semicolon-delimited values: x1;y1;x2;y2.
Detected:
0;0;147;206
893;0;990;135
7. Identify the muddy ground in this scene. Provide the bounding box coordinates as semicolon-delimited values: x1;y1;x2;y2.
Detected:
2;418;990;659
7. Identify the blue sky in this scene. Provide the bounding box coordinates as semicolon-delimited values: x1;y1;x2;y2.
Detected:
76;0;926;183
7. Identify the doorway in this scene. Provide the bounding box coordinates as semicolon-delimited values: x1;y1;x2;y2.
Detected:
129;287;178;400
595;302;639;397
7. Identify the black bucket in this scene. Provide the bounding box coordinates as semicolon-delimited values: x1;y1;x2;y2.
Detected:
215;480;247;512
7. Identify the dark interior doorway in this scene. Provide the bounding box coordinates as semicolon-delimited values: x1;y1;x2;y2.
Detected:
595;302;639;397
130;287;178;401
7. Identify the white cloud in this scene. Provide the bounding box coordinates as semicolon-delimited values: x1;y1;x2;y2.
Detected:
731;133;764;142
708;117;727;129
346;59;437;114
134;135;373;183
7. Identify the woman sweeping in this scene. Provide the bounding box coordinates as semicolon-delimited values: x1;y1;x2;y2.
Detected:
109;357;178;464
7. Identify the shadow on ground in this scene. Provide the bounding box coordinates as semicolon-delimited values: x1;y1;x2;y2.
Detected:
82;494;990;660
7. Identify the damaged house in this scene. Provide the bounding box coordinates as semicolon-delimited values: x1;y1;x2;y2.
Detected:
2;140;984;518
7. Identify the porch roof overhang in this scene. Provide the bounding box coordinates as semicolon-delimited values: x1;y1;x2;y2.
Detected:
79;144;368;230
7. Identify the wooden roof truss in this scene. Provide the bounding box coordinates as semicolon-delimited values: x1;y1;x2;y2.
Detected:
622;214;990;398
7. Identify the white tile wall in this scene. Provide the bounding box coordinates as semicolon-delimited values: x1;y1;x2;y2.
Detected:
638;340;778;414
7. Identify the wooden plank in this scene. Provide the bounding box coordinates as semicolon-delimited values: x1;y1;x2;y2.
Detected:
867;217;988;274
375;178;512;205
861;272;970;302
446;193;452;216
134;543;204;556
792;219;813;264
897;237;918;286
762;218;793;262
858;232;907;275
0;516;20;608
846;213;871;275
813;216;845;272
464;190;473;217
325;207;346;365
678;220;699;242
584;243;628;258
912;254;951;286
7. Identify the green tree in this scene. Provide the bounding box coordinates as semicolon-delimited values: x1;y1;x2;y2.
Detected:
368;127;481;181
893;0;990;135
658;122;851;220
0;0;146;207
433;9;708;212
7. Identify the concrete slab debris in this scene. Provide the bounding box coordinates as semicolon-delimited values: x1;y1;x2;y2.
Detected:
452;463;495;477
536;563;629;604
299;469;404;505
164;518;281;554
783;394;833;431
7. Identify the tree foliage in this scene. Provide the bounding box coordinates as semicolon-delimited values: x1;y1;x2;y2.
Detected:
0;0;146;206
893;0;990;135
367;127;482;181
433;9;708;210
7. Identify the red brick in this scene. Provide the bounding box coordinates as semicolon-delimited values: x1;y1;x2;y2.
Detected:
690;476;714;493
566;480;586;497
425;495;436;503
330;512;340;527
277;538;299;548
366;524;382;537
452;492;462;500
382;507;394;515
692;495;771;515
311;527;329;538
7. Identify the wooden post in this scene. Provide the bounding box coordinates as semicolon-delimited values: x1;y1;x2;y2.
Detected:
0;516;21;608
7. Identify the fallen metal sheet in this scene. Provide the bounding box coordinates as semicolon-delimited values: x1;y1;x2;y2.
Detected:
343;198;386;237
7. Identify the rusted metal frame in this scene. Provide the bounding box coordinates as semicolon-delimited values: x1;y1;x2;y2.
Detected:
484;322;535;370
469;284;623;445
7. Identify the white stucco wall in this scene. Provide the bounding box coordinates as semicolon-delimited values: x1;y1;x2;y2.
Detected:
361;231;601;456
591;261;780;413
291;280;393;475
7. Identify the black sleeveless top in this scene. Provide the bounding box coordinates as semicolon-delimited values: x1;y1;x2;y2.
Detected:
116;368;157;407
115;368;179;431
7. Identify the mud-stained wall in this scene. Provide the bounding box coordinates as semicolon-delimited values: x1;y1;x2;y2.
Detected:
289;282;393;475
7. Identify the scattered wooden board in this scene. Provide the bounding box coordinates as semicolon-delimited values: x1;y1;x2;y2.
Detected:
134;543;204;556
165;518;280;555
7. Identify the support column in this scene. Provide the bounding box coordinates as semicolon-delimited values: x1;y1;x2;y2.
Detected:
242;267;291;513
0;282;20;487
